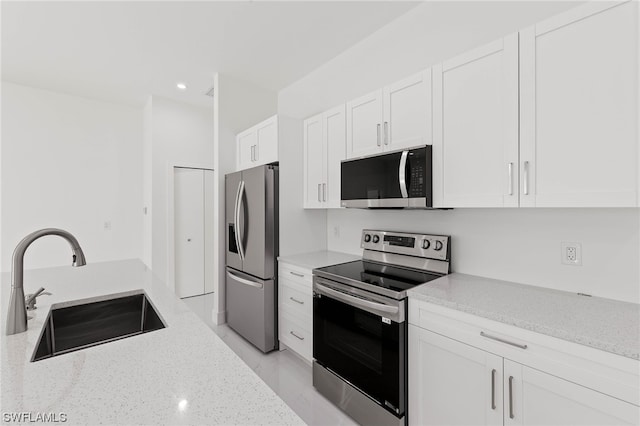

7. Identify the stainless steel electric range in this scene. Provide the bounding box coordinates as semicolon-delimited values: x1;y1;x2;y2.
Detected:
312;230;451;426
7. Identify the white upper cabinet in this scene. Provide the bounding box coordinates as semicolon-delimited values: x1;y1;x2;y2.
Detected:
237;129;258;172
303;113;324;208
383;69;433;152
324;105;346;208
236;115;278;171
346;90;384;159
303;105;346;209
346;69;432;159
519;1;638;207
433;34;519;208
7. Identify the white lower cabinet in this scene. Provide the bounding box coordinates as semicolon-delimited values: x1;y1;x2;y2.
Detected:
409;325;503;426
504;361;639;426
278;262;313;362
408;303;639;426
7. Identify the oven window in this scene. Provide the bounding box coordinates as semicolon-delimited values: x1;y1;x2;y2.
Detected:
313;293;406;416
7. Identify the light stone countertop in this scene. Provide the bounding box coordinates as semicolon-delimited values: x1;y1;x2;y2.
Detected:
408;273;640;360
278;251;360;271
1;259;304;425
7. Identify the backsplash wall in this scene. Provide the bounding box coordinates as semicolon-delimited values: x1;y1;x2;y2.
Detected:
327;208;639;304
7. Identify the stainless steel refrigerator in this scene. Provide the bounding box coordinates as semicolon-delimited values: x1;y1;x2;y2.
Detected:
225;164;278;353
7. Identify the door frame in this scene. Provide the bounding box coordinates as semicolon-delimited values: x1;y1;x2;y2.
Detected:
167;162;214;294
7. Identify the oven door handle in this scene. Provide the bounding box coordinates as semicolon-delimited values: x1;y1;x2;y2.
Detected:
314;283;399;318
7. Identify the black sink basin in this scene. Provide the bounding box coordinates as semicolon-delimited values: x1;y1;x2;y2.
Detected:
32;290;166;362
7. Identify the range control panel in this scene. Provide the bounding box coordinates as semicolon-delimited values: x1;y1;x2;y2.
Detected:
361;230;450;261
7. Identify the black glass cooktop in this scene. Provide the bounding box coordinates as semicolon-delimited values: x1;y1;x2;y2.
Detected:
314;260;442;298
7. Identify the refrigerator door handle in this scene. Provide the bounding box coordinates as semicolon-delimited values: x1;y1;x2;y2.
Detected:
227;270;264;289
234;180;246;260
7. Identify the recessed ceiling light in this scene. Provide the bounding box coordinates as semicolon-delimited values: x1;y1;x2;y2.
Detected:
176;83;187;90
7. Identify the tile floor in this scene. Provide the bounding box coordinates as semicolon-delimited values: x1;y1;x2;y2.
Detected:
182;293;357;426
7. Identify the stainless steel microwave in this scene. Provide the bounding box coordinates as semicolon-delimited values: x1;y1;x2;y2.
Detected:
341;146;432;208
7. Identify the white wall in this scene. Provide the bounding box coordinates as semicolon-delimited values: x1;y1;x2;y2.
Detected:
278;1;640;304
327;209;639;303
212;73;277;323
1;81;143;271
279;1;580;120
145;96;213;285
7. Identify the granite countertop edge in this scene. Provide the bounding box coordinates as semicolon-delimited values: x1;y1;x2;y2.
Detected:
407;274;639;361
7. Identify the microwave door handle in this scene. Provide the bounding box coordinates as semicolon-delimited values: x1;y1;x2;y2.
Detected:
399;150;409;198
235;180;246;260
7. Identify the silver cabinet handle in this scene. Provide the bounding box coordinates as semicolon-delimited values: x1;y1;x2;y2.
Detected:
377;124;381;146
289;297;304;305
317;184;321;202
491;369;496;410
290;331;304;341
508;376;515;419
254;143;259;161
523;161;530;195
508;162;514;195
480;331;528;349
227;270;263;289
383;121;389;145
399;151;409;198
322;183;326;202
251;145;255;162
290;271;304;278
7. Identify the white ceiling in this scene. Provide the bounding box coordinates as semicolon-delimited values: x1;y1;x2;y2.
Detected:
1;1;419;108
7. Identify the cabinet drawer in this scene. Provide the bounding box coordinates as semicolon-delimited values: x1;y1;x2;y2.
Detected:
279;311;312;362
278;263;313;287
279;280;312;319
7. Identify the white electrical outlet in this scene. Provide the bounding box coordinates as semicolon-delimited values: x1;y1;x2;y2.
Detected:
561;242;582;266
333;226;340;238
104;221;112;231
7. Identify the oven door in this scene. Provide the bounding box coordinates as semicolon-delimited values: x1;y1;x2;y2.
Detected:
313;277;406;417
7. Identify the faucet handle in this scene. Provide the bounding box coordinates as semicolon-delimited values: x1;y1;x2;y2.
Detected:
25;287;51;311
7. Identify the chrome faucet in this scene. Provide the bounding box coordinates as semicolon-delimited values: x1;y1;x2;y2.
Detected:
6;228;86;335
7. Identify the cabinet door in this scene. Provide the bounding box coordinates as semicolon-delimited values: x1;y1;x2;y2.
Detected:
346;89;384;159
324;104;346;208
519;1;638;207
383;69;432;151
409;325;503;426
303;113;324;209
433;33;519;208
504;360;639;426
256;115;278;165
237;129;257;171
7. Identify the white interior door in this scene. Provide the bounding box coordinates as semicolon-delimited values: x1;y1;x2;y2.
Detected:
175;167;205;298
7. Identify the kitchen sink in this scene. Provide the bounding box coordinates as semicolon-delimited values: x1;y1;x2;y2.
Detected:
31;290;166;362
